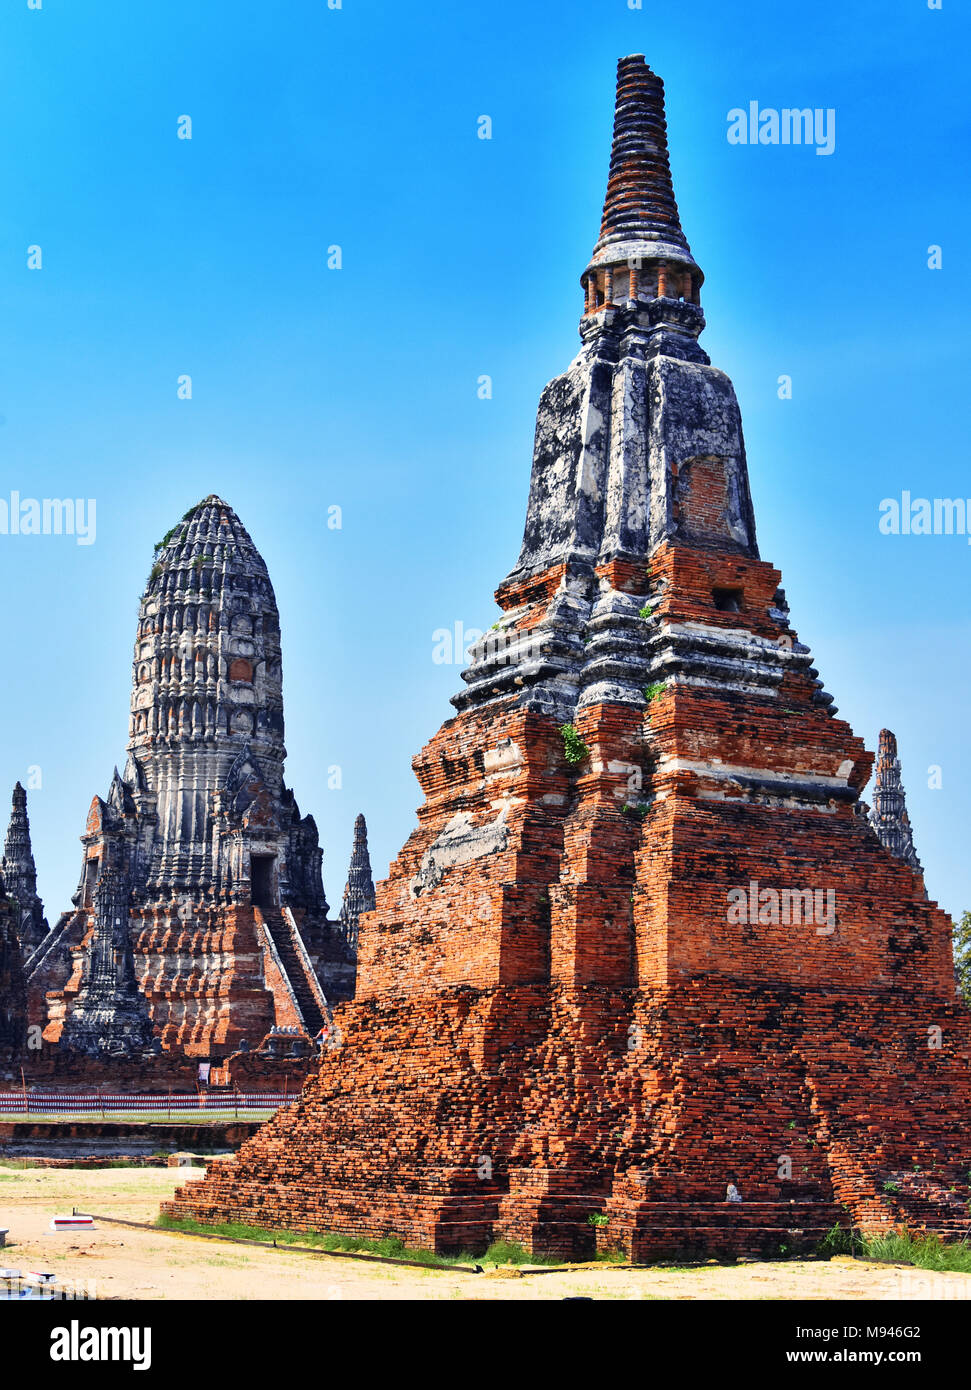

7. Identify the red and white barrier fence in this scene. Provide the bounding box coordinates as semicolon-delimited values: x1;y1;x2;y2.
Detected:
0;1092;296;1114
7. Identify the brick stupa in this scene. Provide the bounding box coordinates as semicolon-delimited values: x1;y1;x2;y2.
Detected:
166;59;971;1258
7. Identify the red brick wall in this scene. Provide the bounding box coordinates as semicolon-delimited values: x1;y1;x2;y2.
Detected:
162;539;971;1259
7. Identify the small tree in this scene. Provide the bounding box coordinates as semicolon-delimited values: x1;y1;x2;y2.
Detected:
954;911;971;1007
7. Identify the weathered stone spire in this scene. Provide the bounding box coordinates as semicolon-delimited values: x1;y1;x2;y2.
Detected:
0;872;27;1062
60;867;156;1058
338;814;375;951
2;783;48;954
115;494;326;910
133;495;287;898
455;53;763;722
869;729;922;872
582;55;703;326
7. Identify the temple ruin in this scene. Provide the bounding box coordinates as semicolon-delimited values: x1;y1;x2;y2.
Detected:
165;57;971;1259
25;496;358;1064
0;50;934;1265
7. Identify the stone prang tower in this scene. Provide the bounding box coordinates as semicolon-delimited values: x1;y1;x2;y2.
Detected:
120;494;323;912
2;783;48;955
168;60;971;1257
869;729;922;873
32;497;357;1059
0;872;28;1067
338;815;376;952
59;867;156;1059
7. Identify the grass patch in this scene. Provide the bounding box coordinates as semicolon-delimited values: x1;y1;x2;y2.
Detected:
819;1224;971;1273
159;1215;471;1267
479;1239;561;1267
156;1216;570;1268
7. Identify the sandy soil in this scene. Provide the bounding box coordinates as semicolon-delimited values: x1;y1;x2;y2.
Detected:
2;1165;969;1301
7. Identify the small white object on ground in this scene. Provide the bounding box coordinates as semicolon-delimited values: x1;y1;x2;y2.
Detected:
50;1215;95;1231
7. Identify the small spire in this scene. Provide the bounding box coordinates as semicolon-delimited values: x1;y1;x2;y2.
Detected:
595;56;692;258
869;730;922;873
61;865;156;1058
338;814;375;952
0;873;28;1060
581;56;703;322
2;782;47;953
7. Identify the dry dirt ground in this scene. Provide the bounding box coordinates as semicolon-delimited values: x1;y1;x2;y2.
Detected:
2;1165;969;1301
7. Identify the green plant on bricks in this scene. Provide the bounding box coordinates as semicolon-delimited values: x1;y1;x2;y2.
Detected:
560;723;590;764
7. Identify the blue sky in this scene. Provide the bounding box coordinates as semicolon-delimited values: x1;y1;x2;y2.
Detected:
1;0;968;925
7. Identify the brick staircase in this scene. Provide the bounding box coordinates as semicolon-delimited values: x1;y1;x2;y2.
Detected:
255;907;328;1037
25;909;86;981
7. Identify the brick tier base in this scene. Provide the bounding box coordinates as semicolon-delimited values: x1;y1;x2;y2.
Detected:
163;545;971;1259
163;978;971;1258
